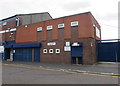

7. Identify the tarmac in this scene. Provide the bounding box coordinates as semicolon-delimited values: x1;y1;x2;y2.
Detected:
2;61;120;77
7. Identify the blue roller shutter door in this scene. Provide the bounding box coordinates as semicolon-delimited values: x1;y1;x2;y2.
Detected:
71;46;83;64
34;48;40;62
14;48;32;62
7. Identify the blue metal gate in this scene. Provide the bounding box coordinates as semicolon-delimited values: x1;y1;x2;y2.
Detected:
14;48;32;62
34;48;40;62
97;40;119;62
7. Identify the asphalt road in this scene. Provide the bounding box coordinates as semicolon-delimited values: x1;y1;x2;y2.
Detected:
2;64;119;84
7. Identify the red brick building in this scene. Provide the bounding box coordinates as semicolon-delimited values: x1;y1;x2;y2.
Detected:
1;12;101;65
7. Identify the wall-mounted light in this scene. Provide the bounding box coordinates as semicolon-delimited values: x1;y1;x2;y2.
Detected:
25;25;28;27
90;42;93;47
9;36;12;38
11;33;13;35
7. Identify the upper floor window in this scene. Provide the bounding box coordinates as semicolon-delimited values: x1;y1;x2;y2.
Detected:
47;25;52;30
37;27;42;31
71;21;78;26
58;23;64;28
96;27;100;38
2;22;7;26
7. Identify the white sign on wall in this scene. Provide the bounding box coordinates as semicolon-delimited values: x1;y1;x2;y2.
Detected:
47;42;56;46
66;42;70;46
72;43;79;46
0;46;4;53
64;46;71;51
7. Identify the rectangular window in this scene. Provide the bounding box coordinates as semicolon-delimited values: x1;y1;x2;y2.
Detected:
71;21;78;26
2;22;7;26
49;49;54;53
96;27;100;38
37;27;42;31
58;23;64;28
47;25;52;30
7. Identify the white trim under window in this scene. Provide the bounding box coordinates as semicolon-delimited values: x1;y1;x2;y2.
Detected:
49;49;54;53
71;21;78;26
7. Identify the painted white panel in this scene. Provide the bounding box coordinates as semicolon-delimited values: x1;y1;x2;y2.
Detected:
0;46;4;53
10;28;16;32
66;42;70;46
5;30;9;32
72;43;79;46
0;31;5;34
64;46;71;51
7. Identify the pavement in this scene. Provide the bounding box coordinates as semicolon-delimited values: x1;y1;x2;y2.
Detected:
2;61;120;76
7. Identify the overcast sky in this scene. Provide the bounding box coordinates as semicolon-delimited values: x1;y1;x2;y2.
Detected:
0;0;119;40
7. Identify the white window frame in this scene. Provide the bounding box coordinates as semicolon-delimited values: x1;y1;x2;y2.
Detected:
71;21;78;26
2;22;7;26
0;30;5;34
37;27;42;31
47;25;52;30
5;30;10;32
58;23;64;28
49;49;54;53
56;49;60;53
10;28;16;32
43;49;47;53
96;27;100;38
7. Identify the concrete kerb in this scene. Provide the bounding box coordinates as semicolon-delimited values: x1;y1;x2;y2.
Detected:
2;63;120;77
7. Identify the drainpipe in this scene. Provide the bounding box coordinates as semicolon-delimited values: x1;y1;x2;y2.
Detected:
16;17;20;27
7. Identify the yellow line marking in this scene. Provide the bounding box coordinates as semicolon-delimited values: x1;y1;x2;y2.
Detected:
2;64;119;78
